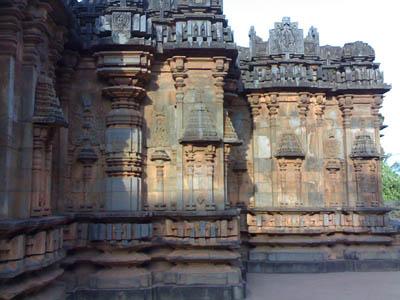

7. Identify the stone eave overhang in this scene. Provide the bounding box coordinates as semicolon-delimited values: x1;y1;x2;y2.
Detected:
0;216;69;239
163;44;238;60
89;38;155;50
63;209;241;223
104;6;146;14
85;43;156;54
243;57;380;66
0;209;242;240
171;13;228;23
241;84;392;95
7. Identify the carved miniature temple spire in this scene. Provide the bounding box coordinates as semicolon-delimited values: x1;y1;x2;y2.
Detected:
31;71;68;217
223;110;241;145
33;74;68;127
350;134;380;159
275;133;305;159
181;101;221;144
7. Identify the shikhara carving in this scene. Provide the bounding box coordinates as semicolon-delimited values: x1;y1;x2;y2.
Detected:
0;1;398;300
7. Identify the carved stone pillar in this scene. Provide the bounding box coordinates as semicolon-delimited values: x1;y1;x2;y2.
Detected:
77;145;98;211
248;93;263;208
169;56;187;210
372;95;384;204
314;93;326;124
15;18;46;219
184;145;196;210
339;95;355;207
54;51;79;212
150;150;170;210
0;1;25;218
213;57;230;135
205;145;217;210
95;51;152;211
223;144;232;209
298;93;310;126
325;159;345;207
31;127;49;216
267;94;279;207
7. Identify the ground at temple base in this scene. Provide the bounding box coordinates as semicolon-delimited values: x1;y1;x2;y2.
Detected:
247;272;400;300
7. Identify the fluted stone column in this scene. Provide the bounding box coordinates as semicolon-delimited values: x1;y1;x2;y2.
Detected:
95;51;152;211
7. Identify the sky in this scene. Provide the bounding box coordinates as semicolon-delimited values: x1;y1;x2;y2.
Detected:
223;0;400;164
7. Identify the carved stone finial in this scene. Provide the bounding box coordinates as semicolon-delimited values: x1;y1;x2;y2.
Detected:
304;26;320;56
268;17;304;55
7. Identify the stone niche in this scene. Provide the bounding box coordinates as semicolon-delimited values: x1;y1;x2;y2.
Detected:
0;1;398;299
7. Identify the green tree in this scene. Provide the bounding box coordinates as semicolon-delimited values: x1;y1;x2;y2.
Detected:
382;162;400;203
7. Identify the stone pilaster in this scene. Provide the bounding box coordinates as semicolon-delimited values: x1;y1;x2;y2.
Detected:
0;0;25;218
248;93;275;208
339;95;356;207
95;51;152;211
150;149;170;210
212;56;231;210
169;56;187;210
223;144;232;208
372;94;384;205
16;19;46;219
54;51;79;212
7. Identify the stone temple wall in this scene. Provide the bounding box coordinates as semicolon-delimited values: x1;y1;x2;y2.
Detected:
0;1;398;299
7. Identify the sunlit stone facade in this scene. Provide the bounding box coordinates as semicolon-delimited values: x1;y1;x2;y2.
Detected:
0;1;398;299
